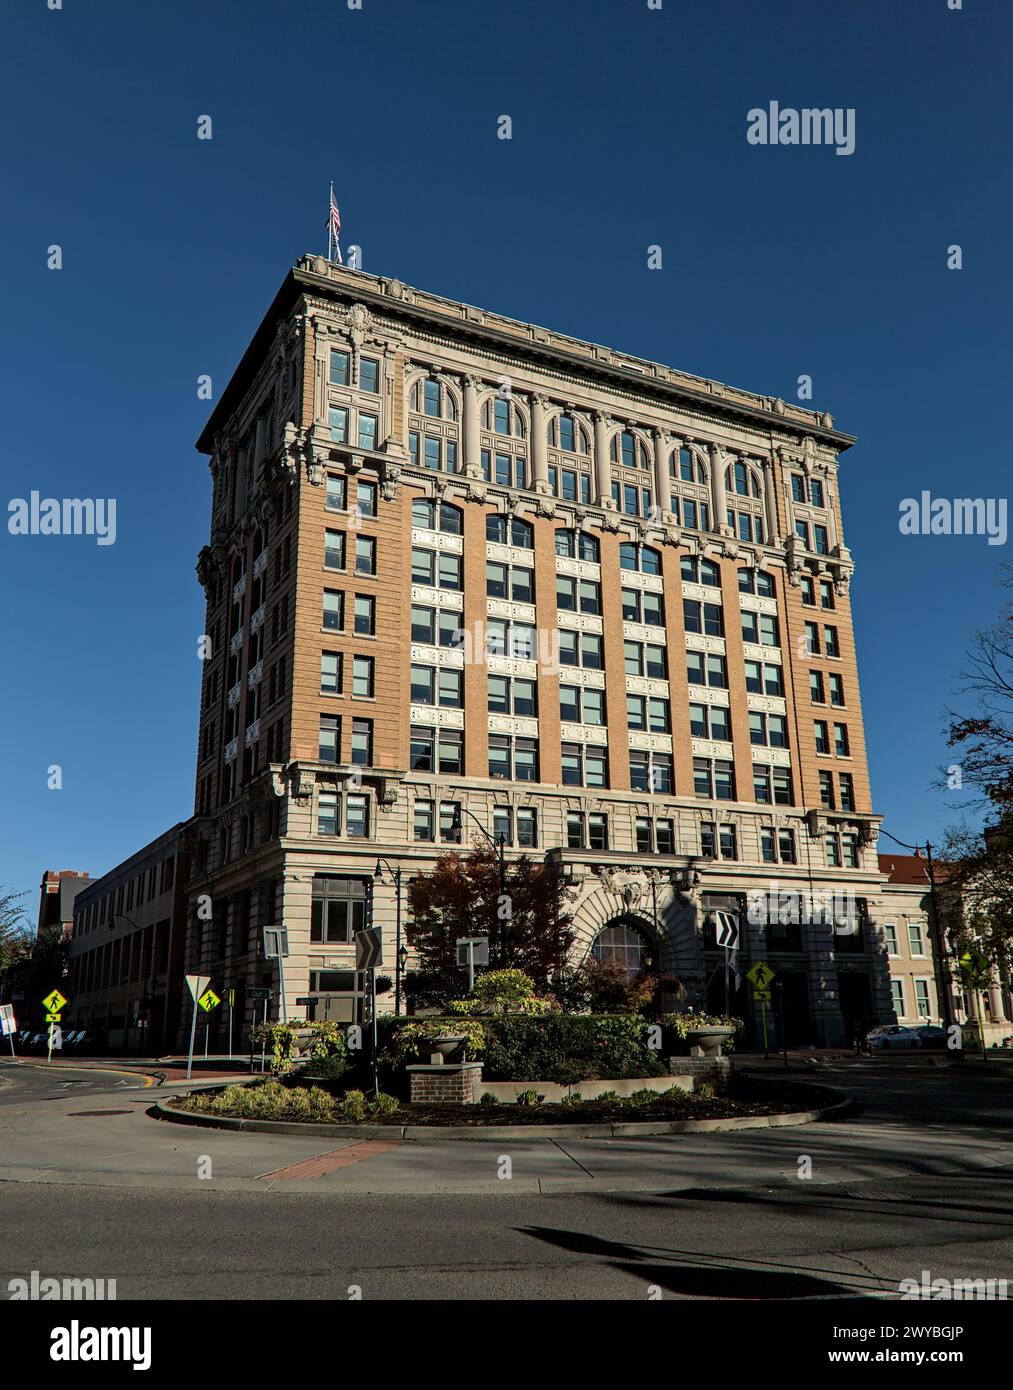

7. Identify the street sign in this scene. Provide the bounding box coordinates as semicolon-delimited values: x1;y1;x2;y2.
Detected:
185;973;211;1002
198;988;221;1013
753;988;772;1004
746;961;775;990
248;987;273;1001
263;927;289;960
295;996;319;1007
45;1011;62;1023
355;927;382;972
958;948;990;986
714;911;740;951
42;989;68;1013
457;937;490;967
0;1004;16;1038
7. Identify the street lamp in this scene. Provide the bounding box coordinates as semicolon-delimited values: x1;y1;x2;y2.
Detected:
878;828;954;1033
373;859;404;1016
449;806;508;964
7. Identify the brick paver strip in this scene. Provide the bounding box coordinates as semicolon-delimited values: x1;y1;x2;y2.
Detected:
257;1140;404;1181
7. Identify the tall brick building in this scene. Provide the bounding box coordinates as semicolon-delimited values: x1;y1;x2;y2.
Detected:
184;256;893;1049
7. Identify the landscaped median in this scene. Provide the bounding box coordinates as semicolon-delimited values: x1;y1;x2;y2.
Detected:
156;1074;851;1140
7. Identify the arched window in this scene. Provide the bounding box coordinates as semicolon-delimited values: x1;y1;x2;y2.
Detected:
619;541;662;575
669;446;710;532
551;412;590;453
555;529;600;562
738;567;775;598
412;499;463;535
483;396;525;438
412;376;458;421
487;514;534;549
591;919;655;978
611;429;650;470
727;460;760;498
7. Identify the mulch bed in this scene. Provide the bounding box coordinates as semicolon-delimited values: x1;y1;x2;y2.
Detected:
174;1078;838;1127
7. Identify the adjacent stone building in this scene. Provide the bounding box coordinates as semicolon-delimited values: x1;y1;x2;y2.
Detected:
65;824;191;1054
183;255;895;1050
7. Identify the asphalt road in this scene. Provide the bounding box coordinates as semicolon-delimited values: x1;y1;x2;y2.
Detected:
0;1058;1009;1300
1;1173;1010;1300
0;1060;153;1107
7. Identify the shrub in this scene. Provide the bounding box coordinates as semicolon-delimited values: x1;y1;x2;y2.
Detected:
338;1089;367;1122
367;1092;400;1116
382;1017;486;1065
595;1090;620;1103
252;1021;351;1074
479;1092;498;1106
300;1053;351;1084
559;1092;583;1106
626;1088;662;1106
662;1013;743;1040
696;1082;716;1099
515;1089;545;1106
481;1013;665;1082
662;1084;689;1099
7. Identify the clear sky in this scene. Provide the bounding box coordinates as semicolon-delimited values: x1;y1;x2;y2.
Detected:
1;0;1009;916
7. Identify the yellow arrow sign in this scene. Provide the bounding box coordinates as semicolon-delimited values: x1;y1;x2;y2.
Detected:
753;989;772;1004
42;989;68;1013
45;1011;62;1023
746;962;775;990
198;988;221;1013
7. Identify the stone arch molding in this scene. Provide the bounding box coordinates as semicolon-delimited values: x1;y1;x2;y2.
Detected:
569;871;700;975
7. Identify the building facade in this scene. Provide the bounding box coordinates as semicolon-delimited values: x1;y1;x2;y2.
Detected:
66;824;191;1054
37;869;90;939
184;256;894;1051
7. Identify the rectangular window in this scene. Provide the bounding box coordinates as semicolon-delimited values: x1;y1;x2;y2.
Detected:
636;817;652;853
914;979;931;1017
824;626;840;658
819;770;835;809
805;621;820;655
324;530;345;570
820;579;835;609
346;794;369;838
760;828;777;864
352;656;374;699
355;536;376;575
656;819;675;854
310;877;367;945
319;715;340;763
891;979;906;1017
359;357;380;394
810;669;825;703
439;668;463;708
801;575;815;606
328;406;348;443
839;772;855;812
834;722;850;757
321;651;342;694
440;802;461;844
326;475;346;511
907;922;925;956
883;922;898;955
719;824;737;860
516;808;537;847
814;720;830;755
588;813;608;850
358;413;378;450
791;474;806;503
354;594;375;635
813;524;829;555
493;807;512;846
317;791;339;836
828;673;845;706
323;590;344;630
330;349;350;385
356;481;377;518
825;834;841;867
414;800;435;842
350;719;372;766
700;821;716;857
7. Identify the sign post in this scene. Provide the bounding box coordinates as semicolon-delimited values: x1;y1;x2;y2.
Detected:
197;987;221;1061
184;974;211;1080
263;928;290;1024
745;962;777;1062
457;936;490;992
355;927;382;1097
227;987;235;1062
0;1004;16;1058
42;990;68;1064
958;949;991;1061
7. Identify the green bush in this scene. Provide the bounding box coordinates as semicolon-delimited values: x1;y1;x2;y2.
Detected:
559;1092;583;1107
367;1092;400;1116
251;1021;351;1074
382;1017;487;1065
338;1089;367;1122
479;1092;498;1106
626;1088;662;1106
481;1013;666;1082
515;1089;545;1106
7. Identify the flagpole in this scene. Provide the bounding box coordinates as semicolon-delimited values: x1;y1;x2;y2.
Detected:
327;182;333;262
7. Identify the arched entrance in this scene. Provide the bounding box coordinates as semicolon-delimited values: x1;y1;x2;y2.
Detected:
590;915;657;977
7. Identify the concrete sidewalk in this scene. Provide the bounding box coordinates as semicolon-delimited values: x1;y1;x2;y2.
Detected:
0;1075;1010;1196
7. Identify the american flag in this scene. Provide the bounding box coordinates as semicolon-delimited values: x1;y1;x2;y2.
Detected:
327;184;343;261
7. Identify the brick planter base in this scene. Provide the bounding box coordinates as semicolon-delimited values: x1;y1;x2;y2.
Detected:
407;1062;484;1105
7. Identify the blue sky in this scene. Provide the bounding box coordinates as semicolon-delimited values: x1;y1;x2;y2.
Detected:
1;0;1009;916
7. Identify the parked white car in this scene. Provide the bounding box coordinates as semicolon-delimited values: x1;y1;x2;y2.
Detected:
866;1024;922;1051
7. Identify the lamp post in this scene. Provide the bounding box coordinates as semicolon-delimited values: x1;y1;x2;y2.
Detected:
373;859;404;1016
449;806;508;965
879;828;954;1034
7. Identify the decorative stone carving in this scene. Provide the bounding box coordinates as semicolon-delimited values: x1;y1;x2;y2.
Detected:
466;481;489;504
534;493;557;518
377;777;401;810
380;460;401;502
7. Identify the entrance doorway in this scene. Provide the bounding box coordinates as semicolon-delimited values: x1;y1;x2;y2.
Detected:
838;971;874;1045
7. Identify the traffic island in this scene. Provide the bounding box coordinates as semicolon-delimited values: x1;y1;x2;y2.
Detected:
156;1075;851;1139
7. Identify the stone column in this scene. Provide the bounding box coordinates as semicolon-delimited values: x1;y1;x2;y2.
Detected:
762;456;780;545
594;411;613;505
653;427;672;519
824;472;841;552
988;984;1007;1023
463;374;482;478
531;393;550;493
254;415;266;468
710;443;728;536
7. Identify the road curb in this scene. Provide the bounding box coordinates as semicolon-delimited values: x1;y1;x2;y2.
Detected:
153;1086;851;1140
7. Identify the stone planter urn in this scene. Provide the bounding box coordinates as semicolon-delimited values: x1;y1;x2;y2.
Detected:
428;1034;468;1064
684;1027;734;1058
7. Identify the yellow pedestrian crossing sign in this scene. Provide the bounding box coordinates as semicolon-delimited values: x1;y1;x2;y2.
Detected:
198;988;221;1013
958;949;989;986
746;962;775;990
42;989;68;1013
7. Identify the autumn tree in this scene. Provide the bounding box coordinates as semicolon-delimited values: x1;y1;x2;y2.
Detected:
405;844;575;1006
